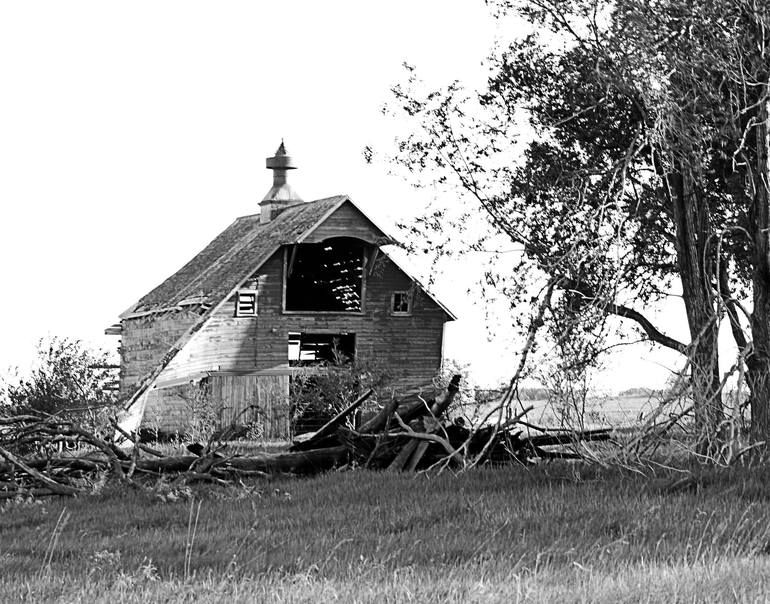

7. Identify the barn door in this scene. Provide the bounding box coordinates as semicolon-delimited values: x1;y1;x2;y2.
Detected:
255;375;290;440
210;374;289;440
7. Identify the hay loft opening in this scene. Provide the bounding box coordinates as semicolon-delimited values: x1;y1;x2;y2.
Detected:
288;332;356;366
285;237;364;312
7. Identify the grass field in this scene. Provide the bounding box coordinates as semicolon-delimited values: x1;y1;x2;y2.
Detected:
2;462;770;603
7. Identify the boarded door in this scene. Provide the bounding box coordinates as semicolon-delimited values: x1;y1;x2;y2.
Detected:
209;374;290;440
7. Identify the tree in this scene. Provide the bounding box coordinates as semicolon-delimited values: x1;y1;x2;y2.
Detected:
384;0;770;452
2;336;118;432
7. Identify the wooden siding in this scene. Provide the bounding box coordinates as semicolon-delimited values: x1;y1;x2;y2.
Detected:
153;249;446;390
210;374;289;439
301;201;385;244
143;387;191;434
119;309;200;396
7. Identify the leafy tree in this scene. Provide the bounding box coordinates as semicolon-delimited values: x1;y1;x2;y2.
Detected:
383;0;770;452
1;336;118;431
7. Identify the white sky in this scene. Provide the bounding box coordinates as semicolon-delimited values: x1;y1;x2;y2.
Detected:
0;1;700;391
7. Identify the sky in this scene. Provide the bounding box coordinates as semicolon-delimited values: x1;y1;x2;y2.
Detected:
0;1;698;391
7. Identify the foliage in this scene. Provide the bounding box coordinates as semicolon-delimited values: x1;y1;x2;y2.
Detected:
434;358;476;411
290;355;390;434
1;336;118;433
383;0;770;448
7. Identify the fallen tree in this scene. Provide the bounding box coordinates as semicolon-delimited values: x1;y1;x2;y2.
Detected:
0;376;613;498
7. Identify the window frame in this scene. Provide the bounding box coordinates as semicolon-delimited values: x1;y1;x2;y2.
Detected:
235;289;258;317
391;290;412;316
281;243;367;315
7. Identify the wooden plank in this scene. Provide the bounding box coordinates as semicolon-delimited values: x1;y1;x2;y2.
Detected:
387;438;419;472
358;395;399;434
291;389;374;451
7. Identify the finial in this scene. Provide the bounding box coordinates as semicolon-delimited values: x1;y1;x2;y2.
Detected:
266;140;296;170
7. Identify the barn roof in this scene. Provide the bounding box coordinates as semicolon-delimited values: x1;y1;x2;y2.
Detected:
122;195;359;317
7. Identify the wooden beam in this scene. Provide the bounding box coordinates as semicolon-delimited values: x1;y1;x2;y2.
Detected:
287;244;299;278
291;389;374;451
367;246;380;276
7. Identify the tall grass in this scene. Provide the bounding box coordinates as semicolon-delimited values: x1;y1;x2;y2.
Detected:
2;463;770;602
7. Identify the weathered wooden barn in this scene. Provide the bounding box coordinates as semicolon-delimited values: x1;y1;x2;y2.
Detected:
108;143;455;438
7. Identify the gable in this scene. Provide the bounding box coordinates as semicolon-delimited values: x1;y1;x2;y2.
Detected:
298;200;390;245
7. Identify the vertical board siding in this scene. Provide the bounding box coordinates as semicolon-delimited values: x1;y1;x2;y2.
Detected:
209;375;290;439
300;201;384;243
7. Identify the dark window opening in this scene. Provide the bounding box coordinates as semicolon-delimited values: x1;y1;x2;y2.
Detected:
392;291;411;315
235;290;258;316
288;332;356;366
285;238;364;312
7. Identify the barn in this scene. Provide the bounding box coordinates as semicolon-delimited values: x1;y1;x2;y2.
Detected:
108;143;455;438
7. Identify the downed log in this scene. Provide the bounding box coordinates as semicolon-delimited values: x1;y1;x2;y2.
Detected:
0;457;108;475
388;375;462;472
358;395;399;434
226;446;348;474
131;455;199;473
291;389;373;451
527;429;612;448
130;446;349;476
387;438;419;472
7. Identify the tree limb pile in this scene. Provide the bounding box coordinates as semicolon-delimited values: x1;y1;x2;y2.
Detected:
0;376;611;498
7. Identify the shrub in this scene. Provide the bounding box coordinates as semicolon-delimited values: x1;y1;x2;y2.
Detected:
1;336;119;434
290;357;390;435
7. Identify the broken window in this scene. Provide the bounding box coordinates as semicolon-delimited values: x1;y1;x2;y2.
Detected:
235;290;258;316
391;291;411;315
285;238;364;312
288;332;356;366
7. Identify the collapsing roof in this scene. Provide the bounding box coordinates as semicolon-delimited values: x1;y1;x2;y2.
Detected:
122;196;351;317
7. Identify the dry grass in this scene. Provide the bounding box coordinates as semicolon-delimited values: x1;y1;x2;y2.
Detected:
2;463;769;602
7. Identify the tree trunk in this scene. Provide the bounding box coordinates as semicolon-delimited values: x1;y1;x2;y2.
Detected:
669;168;723;453
748;91;770;442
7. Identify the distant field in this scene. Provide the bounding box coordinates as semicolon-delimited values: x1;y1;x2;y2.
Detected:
466;394;675;431
2;463;770;603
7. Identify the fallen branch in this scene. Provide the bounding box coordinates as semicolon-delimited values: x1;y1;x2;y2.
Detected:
0;444;82;496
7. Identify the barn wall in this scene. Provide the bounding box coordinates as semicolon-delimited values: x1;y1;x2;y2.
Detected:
156;248;447;391
119;309;201;396
142;387;191;434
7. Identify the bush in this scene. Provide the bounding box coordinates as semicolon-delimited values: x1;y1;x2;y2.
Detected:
290;358;390;435
1;336;119;434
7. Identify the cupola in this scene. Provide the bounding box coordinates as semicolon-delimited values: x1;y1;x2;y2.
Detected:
259;141;303;223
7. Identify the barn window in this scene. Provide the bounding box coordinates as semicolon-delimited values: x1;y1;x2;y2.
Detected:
288;332;356;366
235;290;258;316
285;238;364;312
391;291;411;315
